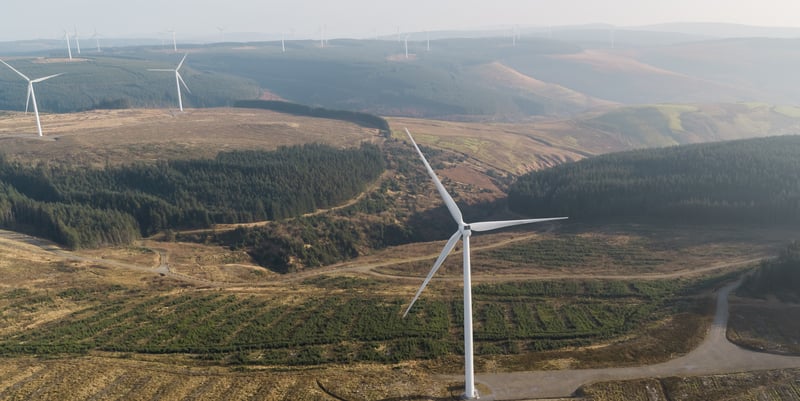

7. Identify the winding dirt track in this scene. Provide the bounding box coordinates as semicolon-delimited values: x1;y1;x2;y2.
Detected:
2;228;800;400
475;280;800;400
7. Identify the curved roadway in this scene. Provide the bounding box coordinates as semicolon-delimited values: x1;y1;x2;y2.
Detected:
475;280;800;400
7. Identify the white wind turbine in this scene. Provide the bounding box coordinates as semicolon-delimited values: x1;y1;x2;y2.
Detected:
426;30;430;52
167;29;178;52
63;30;73;60
403;128;567;400
148;54;191;112
0;59;63;137
73;26;82;54
92;28;102;52
404;35;409;59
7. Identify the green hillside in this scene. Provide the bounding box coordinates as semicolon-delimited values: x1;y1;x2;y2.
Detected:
578;103;800;150
0;56;261;112
0;143;384;249
508;135;800;224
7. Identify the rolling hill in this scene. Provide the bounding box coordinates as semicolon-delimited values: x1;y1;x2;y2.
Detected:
508;135;800;224
5;34;800;121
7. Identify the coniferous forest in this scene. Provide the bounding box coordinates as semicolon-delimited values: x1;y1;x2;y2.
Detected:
508;135;800;224
0;143;384;249
739;241;800;302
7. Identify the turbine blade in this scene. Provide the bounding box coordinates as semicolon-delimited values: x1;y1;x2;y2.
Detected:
0;59;30;81
403;230;461;318
405;128;464;225
470;217;568;232
176;53;188;70
176;72;191;94
31;73;63;83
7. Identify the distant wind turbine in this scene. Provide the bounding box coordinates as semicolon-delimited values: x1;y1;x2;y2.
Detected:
426;30;430;52
92;28;102;52
217;26;225;42
63;30;73;60
167;29;178;52
73;26;82;54
402;128;567;400
148;54;191;112
0;59;64;137
512;26;517;47
281;32;286;52
404;35;409;59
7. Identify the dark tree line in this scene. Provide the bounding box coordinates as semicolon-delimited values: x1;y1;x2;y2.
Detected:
508;135;800;224
0;183;139;249
234;100;391;134
0;143;384;248
739;241;800;302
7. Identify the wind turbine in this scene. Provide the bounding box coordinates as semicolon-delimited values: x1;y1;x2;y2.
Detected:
404;35;409;59
281;32;286;52
167;29;178;52
217;26;225;42
0;59;63;137
63;30;73;60
92;28;102;52
73;26;82;54
402;128;567;400
426;30;430;52
148;54;191;112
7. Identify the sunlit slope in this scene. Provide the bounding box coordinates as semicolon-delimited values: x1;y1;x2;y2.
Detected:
632;38;800;104
392;102;800;175
581;103;800;148
0;108;382;167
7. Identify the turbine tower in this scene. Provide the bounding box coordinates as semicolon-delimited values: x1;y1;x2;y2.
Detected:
148;54;191;112
0;59;63;137
63;30;73;60
402;128;567;400
404;35;409;59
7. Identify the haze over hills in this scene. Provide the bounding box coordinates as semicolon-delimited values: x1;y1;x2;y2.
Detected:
2;23;800;122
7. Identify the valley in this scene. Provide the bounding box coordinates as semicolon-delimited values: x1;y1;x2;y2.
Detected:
1;30;800;400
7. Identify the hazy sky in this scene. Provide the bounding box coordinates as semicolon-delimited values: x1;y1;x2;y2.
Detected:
2;0;800;41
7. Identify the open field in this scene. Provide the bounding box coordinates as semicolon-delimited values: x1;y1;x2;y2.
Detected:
0;108;382;167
